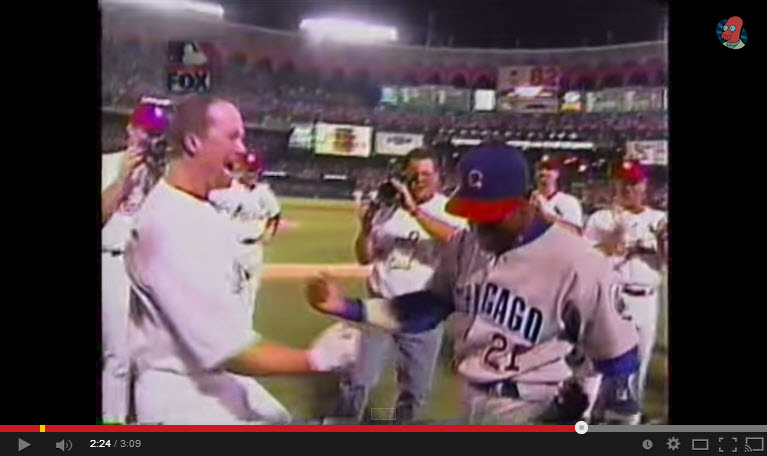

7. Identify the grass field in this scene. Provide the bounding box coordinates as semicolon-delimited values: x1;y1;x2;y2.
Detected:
255;197;668;422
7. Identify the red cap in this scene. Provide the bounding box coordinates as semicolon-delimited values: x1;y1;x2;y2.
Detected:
614;160;647;184
538;156;563;170
129;103;170;135
241;150;264;174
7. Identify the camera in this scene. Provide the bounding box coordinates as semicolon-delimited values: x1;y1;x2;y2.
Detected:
375;172;413;207
142;135;170;171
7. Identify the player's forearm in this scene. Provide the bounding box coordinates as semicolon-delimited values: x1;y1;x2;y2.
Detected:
266;214;280;237
353;230;374;265
101;180;129;226
223;341;316;376
411;208;461;245
315;291;451;334
593;239;623;257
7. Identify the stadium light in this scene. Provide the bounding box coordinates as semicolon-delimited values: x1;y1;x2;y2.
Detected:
100;0;224;19
299;17;398;44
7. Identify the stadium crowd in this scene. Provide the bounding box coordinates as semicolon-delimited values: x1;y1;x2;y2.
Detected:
102;37;667;144
101;28;668;214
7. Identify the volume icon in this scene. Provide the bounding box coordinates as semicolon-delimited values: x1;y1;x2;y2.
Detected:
55;439;73;452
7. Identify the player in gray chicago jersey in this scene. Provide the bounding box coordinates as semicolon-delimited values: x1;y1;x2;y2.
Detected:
307;144;641;424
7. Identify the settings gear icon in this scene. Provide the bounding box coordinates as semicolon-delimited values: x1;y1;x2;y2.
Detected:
667;437;680;451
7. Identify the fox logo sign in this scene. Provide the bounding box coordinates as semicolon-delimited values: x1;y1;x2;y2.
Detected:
167;41;213;93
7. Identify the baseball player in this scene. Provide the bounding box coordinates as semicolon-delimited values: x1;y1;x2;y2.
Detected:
582;160;667;419
100;98;170;424
530;155;584;234
209;149;281;315
123;96;355;424
307;144;643;425
335;148;467;423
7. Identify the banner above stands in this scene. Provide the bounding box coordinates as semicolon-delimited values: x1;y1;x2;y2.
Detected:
375;132;425;156
314;122;373;157
625;140;668;166
450;138;596;150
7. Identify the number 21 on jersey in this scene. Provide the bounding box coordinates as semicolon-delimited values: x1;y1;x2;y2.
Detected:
482;332;529;373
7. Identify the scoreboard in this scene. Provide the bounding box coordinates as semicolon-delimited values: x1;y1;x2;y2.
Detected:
497;66;561;113
497;66;560;93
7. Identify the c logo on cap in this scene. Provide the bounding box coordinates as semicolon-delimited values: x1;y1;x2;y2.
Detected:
467;170;483;189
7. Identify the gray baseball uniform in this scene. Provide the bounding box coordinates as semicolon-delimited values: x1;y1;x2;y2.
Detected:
328;220;641;424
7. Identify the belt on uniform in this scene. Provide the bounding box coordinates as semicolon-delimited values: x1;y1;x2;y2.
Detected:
102;248;124;257
241;238;261;245
622;286;655;297
471;379;520;399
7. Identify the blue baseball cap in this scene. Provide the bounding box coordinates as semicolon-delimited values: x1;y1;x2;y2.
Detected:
446;144;531;223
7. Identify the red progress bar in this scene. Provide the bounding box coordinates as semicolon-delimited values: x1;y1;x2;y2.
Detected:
39;425;573;432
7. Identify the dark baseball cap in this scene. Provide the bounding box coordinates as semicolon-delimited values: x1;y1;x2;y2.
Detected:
446;144;531;223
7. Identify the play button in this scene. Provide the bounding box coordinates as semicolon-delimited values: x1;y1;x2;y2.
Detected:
18;438;31;452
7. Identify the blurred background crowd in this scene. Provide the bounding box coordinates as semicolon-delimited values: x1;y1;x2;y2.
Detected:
101;3;668;213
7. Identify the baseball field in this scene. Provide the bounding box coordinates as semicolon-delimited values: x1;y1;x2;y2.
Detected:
254;197;669;423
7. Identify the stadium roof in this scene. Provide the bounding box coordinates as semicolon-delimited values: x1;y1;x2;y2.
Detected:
217;0;668;49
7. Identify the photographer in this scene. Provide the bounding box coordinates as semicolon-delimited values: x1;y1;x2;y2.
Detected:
338;148;467;423
100;98;170;424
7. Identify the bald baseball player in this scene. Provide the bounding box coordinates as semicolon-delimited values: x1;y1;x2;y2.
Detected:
307;144;642;425
335;147;467;423
209;149;281;316
101;99;170;424
123;96;355;424
583;160;667;420
530;156;584;234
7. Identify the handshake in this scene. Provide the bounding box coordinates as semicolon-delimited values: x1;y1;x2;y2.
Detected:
307;321;361;372
305;275;360;372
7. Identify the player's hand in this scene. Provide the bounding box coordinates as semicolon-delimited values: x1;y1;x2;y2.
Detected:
358;201;376;234
307;323;360;372
389;178;418;214
530;191;558;222
116;146;146;197
651;219;668;243
305;273;345;315
117;146;146;183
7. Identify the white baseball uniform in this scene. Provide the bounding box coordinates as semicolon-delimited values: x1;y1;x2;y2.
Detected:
208;181;281;317
583;206;667;405
333;220;641;424
537;190;584;229
123;179;290;424
101;150;155;423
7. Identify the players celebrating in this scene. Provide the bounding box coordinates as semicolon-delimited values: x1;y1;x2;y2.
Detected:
123;96;356;424
307;144;643;425
100;97;170;424
584;160;668;419
335;148;467;423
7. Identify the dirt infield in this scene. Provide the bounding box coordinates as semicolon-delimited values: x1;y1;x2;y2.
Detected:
262;263;370;279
